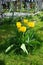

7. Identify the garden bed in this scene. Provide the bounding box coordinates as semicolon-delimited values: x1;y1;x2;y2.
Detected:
0;11;43;65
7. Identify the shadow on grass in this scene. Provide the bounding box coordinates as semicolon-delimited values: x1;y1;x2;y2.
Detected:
0;60;5;65
40;16;43;21
0;42;8;53
0;38;14;53
38;27;43;31
0;38;26;55
0;37;18;54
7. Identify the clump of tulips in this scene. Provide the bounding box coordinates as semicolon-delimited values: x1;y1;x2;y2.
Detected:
5;19;36;54
15;19;35;54
16;19;35;32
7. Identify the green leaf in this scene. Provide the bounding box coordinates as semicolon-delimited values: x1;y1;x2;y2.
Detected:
5;44;14;53
26;37;29;43
21;44;28;54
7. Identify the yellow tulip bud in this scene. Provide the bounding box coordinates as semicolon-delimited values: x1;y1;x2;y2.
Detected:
16;22;21;28
23;19;28;24
28;22;35;28
19;26;26;32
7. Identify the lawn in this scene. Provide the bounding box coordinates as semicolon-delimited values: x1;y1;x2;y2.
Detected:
0;11;43;65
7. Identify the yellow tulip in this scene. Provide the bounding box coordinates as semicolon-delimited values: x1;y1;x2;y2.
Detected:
16;22;21;28
23;19;28;24
28;22;35;28
19;26;26;32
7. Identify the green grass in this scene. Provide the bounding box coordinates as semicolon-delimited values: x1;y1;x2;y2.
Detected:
0;11;43;65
